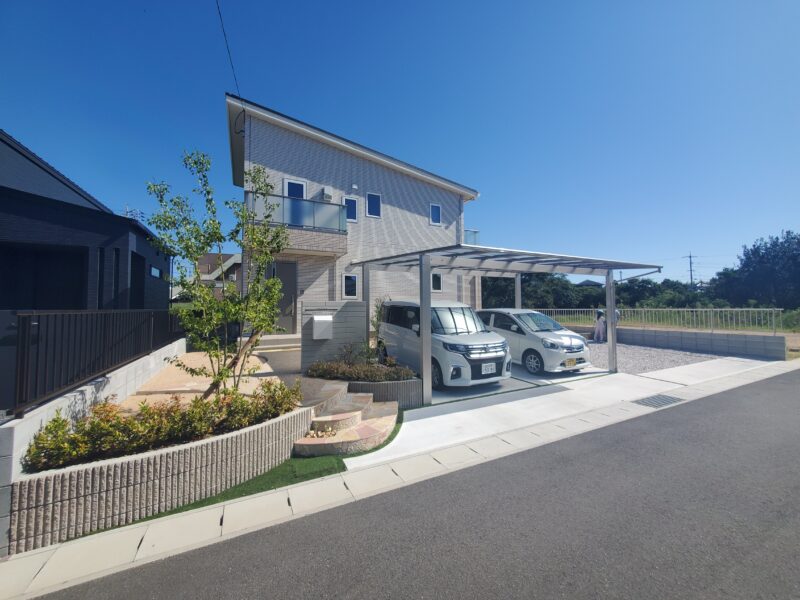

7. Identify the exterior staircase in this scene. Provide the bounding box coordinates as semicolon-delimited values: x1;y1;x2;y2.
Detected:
294;380;398;457
254;333;301;352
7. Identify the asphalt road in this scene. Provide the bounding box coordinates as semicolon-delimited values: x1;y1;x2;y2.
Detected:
44;371;800;600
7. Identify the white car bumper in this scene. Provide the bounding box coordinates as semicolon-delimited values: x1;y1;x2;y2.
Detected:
440;351;513;387
541;349;591;373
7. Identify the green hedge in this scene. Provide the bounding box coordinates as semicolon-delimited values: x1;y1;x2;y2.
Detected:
23;380;302;473
306;360;415;382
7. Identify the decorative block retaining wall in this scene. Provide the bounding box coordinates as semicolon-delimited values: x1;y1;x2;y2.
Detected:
348;379;423;410
567;326;785;360
7;406;313;555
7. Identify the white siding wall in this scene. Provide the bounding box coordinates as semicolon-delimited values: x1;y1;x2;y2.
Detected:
244;114;478;330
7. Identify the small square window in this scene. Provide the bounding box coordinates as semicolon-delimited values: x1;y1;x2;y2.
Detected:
284;179;306;199
430;204;442;225
343;273;358;299
344;197;358;222
150;266;162;279
431;273;443;292
366;193;381;218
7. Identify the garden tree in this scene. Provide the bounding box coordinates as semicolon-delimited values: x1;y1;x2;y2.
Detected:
148;152;287;392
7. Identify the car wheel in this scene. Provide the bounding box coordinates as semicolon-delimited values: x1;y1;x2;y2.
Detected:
431;359;445;390
523;350;544;375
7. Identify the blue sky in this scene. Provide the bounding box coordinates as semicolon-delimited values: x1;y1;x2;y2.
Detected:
2;1;798;282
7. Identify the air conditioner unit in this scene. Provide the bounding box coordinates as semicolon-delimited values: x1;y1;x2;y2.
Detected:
322;186;334;201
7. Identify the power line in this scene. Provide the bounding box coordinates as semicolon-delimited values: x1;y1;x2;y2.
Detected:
215;0;241;98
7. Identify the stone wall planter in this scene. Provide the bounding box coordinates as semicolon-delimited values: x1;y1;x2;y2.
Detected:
7;406;313;555
347;379;422;410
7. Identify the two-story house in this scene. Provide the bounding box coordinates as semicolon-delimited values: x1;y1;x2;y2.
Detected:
198;252;243;299
225;94;481;334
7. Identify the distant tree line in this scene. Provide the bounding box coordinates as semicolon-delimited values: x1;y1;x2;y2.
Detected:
483;231;800;310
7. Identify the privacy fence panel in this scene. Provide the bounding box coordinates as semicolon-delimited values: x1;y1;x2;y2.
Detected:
13;310;182;416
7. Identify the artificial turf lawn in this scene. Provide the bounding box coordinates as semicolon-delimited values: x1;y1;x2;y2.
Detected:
150;455;347;518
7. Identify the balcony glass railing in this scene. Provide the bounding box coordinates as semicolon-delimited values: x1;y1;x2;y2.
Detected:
464;229;480;245
265;195;347;233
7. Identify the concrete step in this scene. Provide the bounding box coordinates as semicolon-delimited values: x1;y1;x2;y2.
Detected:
293;401;398;457
299;378;349;416
311;393;373;432
255;334;301;350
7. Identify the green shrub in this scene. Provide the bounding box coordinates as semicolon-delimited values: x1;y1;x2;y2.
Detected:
23;380;302;474
22;412;88;472
306;360;415;382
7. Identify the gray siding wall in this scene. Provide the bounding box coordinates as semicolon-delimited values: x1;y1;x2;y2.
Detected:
301;301;366;371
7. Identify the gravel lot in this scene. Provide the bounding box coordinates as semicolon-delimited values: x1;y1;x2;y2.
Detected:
586;342;718;374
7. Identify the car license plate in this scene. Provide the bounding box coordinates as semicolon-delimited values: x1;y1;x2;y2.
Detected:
564;359;577;368
481;362;496;375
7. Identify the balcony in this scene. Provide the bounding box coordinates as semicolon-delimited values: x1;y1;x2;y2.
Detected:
464;229;480;245
262;195;348;256
268;195;347;233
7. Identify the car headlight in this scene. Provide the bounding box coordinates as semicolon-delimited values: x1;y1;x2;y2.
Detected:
542;338;560;350
443;342;470;353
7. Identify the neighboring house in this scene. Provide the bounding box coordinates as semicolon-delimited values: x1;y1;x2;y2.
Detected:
225;94;481;334
198;252;243;298
576;279;603;288
0;130;170;312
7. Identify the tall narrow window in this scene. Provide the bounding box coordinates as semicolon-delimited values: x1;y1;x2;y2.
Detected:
112;248;120;308
342;273;358;299
96;248;105;309
343;197;358;222
431;273;443;292
366;193;381;218
430;203;442;226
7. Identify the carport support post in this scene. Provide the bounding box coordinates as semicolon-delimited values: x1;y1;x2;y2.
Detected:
605;269;618;373
420;253;433;405
514;273;522;309
363;263;371;344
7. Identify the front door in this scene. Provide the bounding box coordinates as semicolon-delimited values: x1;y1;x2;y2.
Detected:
273;261;297;334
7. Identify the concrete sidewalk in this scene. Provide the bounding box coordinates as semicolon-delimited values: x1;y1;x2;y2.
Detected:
345;356;768;470
1;358;797;600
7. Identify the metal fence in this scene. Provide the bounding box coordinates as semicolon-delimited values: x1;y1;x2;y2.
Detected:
535;308;784;335
12;309;182;416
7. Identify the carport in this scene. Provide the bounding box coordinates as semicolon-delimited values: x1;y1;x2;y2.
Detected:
354;244;661;405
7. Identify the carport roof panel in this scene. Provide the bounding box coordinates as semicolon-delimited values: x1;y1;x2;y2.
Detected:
352;244;662;276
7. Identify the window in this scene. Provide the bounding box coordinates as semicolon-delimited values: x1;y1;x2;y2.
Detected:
343;197;358;222
342;273;358;299
477;311;492;327
386;306;418;329
150;266;162;279
430;203;442;225
431;307;487;335
283;179;306;199
492;313;518;332
366;193;381;218
431;273;442;292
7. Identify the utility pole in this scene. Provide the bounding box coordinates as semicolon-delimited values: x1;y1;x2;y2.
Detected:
683;252;695;288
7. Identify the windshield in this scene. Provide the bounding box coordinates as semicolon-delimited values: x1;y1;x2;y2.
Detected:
516;312;565;332
432;307;488;335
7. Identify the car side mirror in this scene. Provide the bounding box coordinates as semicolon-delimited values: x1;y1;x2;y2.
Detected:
510;324;519;332
411;323;420;336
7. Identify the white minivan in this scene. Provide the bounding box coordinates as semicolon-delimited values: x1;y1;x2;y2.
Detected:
477;309;590;375
378;300;512;389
